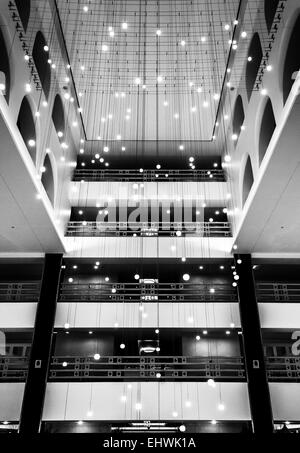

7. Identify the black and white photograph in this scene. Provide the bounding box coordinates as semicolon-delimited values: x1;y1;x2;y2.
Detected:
0;0;300;445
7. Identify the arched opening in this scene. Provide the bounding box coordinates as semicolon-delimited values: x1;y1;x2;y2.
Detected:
283;13;300;104
246;33;263;101
259;97;276;164
0;28;10;103
15;0;31;33
41;154;55;205
242;155;254;207
52;94;65;139
232;95;245;141
17;96;36;162
32;31;51;100
264;0;280;34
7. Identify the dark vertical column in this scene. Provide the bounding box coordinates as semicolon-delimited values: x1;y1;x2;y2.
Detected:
234;254;273;433
19;253;63;434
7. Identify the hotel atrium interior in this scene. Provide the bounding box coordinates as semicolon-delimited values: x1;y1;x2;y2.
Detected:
1;0;300;437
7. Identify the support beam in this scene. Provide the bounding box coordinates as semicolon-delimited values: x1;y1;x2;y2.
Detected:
234;253;274;434
19;253;63;434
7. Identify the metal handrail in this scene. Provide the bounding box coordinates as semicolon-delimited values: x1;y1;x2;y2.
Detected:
256;282;300;303
49;355;245;381
59;282;238;303
73;168;226;182
65;221;232;237
0;282;40;302
0;356;29;381
266;356;300;381
2;355;300;382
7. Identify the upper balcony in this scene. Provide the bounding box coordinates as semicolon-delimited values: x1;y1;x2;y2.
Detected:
73;168;226;183
65;205;232;239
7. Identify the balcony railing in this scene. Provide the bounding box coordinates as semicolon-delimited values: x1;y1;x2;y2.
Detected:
1;356;300;382
256;283;300;303
0;282;40;302
0;356;28;381
65;221;232;237
73;168;226;182
1;281;299;304
59;282;238;303
49;356;245;381
266;357;300;381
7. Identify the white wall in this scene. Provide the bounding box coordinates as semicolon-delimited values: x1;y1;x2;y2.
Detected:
0;383;25;421
0;303;36;328
69;181;227;206
43;382;251;421
65;237;233;258
55;302;240;328
270;383;300;421
259;303;300;329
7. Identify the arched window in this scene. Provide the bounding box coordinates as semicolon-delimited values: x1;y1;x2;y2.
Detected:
259;97;276;164
232;95;245;141
246;33;263;100
0;28;10;103
41;154;55;205
242;155;254;207
17;96;36;162
264;0;280;34
52;94;65;138
15;0;31;33
283;14;300;104
32;31;51;100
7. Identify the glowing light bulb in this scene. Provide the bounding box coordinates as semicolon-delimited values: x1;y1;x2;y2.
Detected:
207;379;216;388
183;274;190;281
94;353;100;360
122;22;128;30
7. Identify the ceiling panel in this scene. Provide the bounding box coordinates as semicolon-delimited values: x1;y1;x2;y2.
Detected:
57;0;240;141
